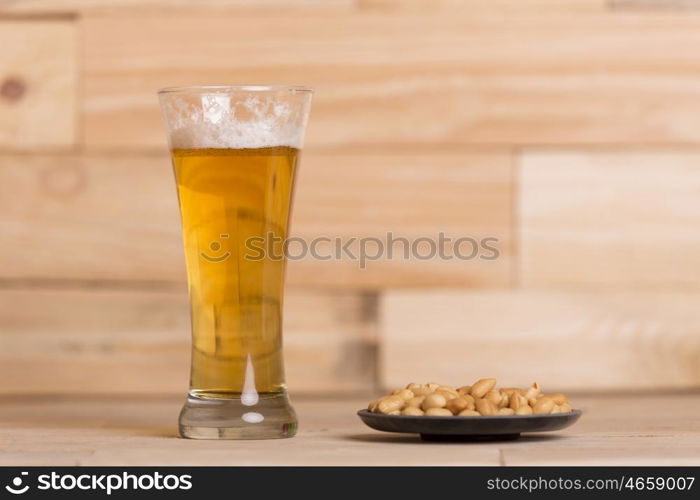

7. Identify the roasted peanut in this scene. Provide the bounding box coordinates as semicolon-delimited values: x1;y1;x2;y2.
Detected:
438;387;459;400
549;393;568;405
528;392;543;406
405;396;425;408
501;388;524;396
461;394;475;407
416;387;435;397
515;405;533;415
421;393;447;411
402;406;424;416
395;389;414;401
509;392;528;410
489;390;509;407
377;395;405;414
508;393;520;410
408;384;434;397
484;390;502;407
458;409;481;416
407;383;425;395
524;382;541;401
470;378;497;399
475;398;497;416
446;396;470;414
438;385;458;394
425;408;453;417
533;396;555;415
435;389;458;401
368;380;572;419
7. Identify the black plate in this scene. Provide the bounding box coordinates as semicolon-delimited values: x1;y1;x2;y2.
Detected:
357;409;582;441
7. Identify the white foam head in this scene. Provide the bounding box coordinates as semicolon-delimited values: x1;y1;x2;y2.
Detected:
160;90;312;149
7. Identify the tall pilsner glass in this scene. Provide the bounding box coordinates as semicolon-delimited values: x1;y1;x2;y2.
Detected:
158;86;312;439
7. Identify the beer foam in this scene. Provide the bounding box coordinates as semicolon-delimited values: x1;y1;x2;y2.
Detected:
163;94;309;150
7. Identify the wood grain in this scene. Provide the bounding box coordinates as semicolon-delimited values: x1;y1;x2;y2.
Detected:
0;394;697;465
0;154;184;283
521;151;700;288
380;290;700;391
0;0;352;14
359;0;606;11
289;152;512;287
0;287;376;395
0;20;76;150
499;393;700;465
0;396;502;465
0;152;511;287
612;0;700;10
3;2;700;400
0;0;605;13
82;11;700;150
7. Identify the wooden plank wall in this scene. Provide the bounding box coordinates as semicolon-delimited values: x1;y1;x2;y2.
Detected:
1;0;700;395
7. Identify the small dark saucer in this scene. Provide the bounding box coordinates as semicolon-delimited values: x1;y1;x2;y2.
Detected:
357;409;582;441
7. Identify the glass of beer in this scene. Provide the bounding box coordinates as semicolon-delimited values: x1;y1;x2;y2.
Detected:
158;86;312;439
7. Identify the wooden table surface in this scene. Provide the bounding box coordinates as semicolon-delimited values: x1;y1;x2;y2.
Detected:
1;393;698;466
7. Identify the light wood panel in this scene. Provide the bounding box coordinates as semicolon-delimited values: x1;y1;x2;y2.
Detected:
0;0;607;13
289;152;512;287
360;0;606;11
1;394;698;465
0;288;189;395
82;11;700;150
0;0;352;13
521;151;700;288
0;396;501;465
380;290;700;391
612;0;700;10
0;152;511;287
283;290;376;393
0;20;77;150
2;2;700;400
499;393;700;465
0;154;184;283
0;287;375;395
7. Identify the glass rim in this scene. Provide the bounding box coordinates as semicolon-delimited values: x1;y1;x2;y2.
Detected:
158;85;313;95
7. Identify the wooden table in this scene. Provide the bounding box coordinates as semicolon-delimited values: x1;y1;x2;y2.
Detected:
1;393;698;466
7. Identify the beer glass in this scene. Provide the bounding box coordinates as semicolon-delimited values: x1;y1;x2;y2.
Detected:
158;86;312;439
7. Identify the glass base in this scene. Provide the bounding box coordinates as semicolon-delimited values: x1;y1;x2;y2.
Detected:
178;391;297;439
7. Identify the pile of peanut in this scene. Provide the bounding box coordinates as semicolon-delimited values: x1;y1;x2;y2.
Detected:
368;379;572;417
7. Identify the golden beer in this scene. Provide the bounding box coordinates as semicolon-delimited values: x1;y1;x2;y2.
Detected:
159;85;312;439
172;147;298;397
